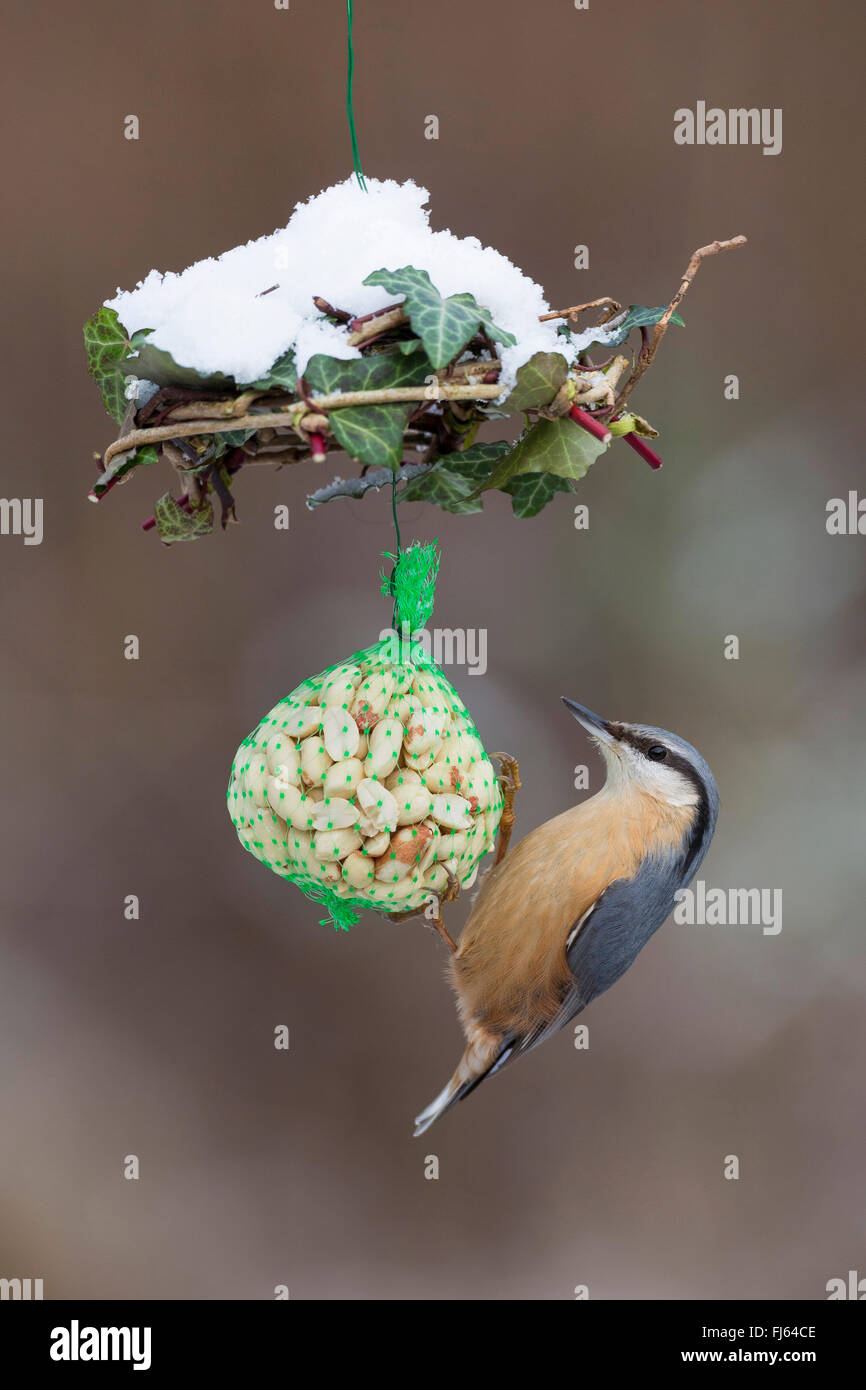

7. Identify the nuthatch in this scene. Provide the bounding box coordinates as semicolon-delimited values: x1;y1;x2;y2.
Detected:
413;697;719;1134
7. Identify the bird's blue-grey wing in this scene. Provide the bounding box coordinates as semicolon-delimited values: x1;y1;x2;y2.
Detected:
507;850;689;1061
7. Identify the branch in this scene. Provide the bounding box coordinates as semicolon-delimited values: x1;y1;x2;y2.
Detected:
538;296;622;323
614;234;747;415
347;307;407;345
100;383;503;470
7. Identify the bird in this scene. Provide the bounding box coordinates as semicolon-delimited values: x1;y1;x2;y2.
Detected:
413;697;719;1135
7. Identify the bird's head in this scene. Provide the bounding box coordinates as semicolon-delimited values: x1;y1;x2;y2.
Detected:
561;696;718;815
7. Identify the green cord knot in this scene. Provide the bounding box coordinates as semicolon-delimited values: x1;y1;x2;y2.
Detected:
380;541;440;632
293;876;362;933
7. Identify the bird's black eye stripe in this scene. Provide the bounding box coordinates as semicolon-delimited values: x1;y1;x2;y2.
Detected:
647;744;668;761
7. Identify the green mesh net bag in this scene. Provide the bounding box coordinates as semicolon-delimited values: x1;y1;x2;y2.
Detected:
227;543;504;930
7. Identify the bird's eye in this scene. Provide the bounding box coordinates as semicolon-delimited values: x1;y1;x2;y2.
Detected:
647;744;668;761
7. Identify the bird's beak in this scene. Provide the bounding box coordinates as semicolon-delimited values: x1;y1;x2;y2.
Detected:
561;697;618;747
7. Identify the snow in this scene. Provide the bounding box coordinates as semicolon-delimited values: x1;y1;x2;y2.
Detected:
106;176;577;393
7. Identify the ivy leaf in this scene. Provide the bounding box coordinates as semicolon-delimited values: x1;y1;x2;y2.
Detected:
249;349;298;393
388;337;427;355
91;444;160;499
504;472;574;518
119;340;236;391
83;307;148;424
153;492;215;544
621;304;685;331
220;428;257;449
328;403;411;468
499;351;568;413
363;266;515;368
211;427;256;460
473;417;609;494
598;304;685;349
430;440;511;482
305;345;431;395
401;467;483;515
398;442;511;514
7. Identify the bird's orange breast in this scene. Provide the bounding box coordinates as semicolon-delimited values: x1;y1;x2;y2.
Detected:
451;790;694;1037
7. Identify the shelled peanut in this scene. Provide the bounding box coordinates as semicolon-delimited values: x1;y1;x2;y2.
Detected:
227;648;504;914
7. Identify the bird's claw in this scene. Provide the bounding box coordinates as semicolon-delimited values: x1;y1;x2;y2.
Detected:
492;751;521;863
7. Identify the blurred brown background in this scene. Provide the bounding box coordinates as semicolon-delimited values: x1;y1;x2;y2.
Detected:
1;0;864;1300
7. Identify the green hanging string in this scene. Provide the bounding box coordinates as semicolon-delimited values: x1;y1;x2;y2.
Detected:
388;473;402;626
346;1;367;191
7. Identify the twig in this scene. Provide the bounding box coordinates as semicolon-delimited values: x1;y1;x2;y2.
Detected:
347;307;407;346
614;235;747;414
163;441;205;508
101;385;503;471
442;359;502;380
538;297;622;323
348;301;405;329
313;296;352;323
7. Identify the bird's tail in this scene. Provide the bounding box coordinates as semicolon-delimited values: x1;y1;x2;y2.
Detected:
413;1029;514;1136
413;1073;468;1136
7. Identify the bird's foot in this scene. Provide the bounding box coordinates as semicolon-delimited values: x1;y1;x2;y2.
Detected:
423;888;458;953
382;872;460;954
492;751;521;864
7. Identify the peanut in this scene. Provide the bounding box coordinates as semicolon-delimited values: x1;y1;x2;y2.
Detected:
323;757;364;798
322;706;361;762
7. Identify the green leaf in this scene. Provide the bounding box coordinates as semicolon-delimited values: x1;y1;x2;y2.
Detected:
389;337;427;355
91;444;160;498
249;349;298;393
363;266;516;368
474;417;609;494
504;472;573;518
599;304;685;349
119;340;236;391
83;307;146;424
401;467;483;515
429;440;511;482
305;345;431;395
328;403;411;468
499;351;568;412
220;428;257;449
210;427;256;461
623;304;685;331
398;442;511;514
153;492;215;544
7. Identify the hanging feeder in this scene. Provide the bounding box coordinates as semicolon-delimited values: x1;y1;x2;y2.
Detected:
226;544;510;932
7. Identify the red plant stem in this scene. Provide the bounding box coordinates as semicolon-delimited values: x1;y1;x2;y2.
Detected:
313;295;352;323
309;432;327;463
569;405;612;445
606;412;664;469
623;431;663;470
89;473;122;502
